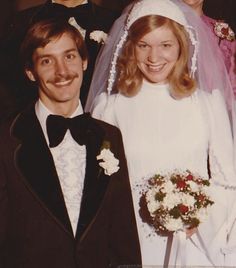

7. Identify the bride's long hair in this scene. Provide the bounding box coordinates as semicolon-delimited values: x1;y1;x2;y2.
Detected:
117;15;196;98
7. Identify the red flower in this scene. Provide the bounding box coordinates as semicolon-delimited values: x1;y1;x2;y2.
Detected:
178;204;189;214
186;174;193;181
197;194;205;202
176;180;186;189
221;27;229;36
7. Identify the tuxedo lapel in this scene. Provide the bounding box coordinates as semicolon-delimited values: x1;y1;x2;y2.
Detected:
11;105;73;236
11;107;112;240
75;118;110;241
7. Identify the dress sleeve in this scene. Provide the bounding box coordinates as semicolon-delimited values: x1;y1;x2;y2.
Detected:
229;41;236;96
201;89;236;263
207;90;236;187
219;39;236;96
92;93;118;127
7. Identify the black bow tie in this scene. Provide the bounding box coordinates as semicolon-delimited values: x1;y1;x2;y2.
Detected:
46;113;90;148
34;3;90;30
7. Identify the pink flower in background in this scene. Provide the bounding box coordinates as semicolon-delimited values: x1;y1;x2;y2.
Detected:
213;21;235;41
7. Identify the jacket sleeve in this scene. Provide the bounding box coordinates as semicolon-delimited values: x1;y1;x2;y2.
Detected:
0;150;8;267
108;126;142;267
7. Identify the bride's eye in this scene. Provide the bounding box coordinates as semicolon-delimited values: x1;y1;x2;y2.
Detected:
137;42;149;49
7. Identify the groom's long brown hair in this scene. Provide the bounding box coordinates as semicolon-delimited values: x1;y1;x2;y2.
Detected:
20;18;88;72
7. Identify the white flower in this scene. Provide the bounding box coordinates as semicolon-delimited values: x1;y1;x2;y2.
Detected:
180;193;195;208
163;180;175;193
90;30;107;44
96;148;119;176
164;217;183;232
187;180;200;192
162;192;182;210
146;188;161;214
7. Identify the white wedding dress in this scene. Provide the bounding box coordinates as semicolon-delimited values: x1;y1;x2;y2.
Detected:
92;80;236;266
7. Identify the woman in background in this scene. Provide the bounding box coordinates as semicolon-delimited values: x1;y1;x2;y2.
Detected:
182;0;236;96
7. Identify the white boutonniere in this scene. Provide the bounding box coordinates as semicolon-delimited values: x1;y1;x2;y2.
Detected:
96;142;120;176
90;30;107;44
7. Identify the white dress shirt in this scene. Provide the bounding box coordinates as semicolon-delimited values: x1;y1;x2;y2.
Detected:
35;99;86;236
51;0;88;39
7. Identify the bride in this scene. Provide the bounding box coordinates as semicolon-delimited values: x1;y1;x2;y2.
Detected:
86;0;236;266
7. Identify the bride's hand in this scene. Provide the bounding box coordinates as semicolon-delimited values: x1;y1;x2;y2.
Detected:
185;227;197;238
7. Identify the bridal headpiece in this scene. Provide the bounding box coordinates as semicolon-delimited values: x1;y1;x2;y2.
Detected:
107;0;198;94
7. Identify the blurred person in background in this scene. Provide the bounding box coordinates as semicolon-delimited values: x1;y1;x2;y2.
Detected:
182;0;236;96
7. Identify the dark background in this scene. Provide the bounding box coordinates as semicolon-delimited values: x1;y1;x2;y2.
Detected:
203;0;236;32
0;0;235;34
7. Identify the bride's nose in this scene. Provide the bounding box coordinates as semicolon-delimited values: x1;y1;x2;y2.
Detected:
147;48;161;63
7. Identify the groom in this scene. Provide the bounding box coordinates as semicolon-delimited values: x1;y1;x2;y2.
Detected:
0;0;120;122
0;19;141;268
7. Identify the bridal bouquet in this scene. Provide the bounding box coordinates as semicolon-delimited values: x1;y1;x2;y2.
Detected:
139;170;214;233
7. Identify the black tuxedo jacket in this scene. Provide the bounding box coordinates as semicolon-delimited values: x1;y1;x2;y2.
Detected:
0;103;141;268
0;1;120;120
